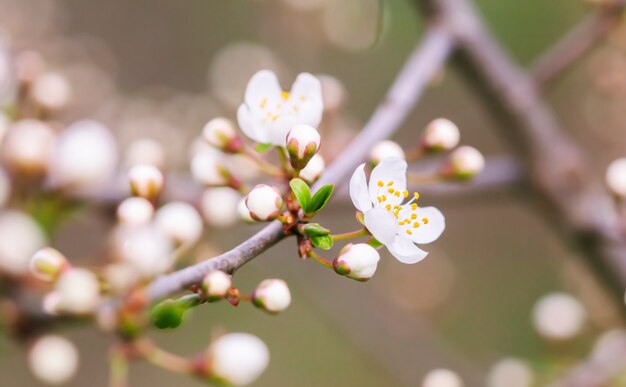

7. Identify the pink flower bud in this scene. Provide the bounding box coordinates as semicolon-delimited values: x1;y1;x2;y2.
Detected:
29;247;69;282
441;146;485;180
206;333;269;386
202;271;232;301
286;124;321;170
117;197;154;226
245;185;283;221
299;154;325;183
369;140;405;166
252;279;291;313
128;164;164;200
29;335;79;385
422;118;460;151
333;243;380;281
203;117;242;153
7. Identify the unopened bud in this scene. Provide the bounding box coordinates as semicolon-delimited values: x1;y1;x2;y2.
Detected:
201;188;241;228
55;268;101;314
2;119;55;176
121;226;174;278
128;164;164;200
442;146;485;179
532;292;586;341
422;118;460;151
206;333;269;386
42;292;62;316
117;197;154;226
201;271;232;301
238;198;254;223
606;158;626;198
369;140;405;166
202;117;242;153
252;279;291;314
31;72;72;111
333;243;380;281
486;358;534;387
0;210;46;276
422;369;464;387
286;124;321;170
155;202;203;245
245;185;283;221
299;154;325;183
29;335;79;385
191;150;236;187
103;262;139;294
29;247;69;282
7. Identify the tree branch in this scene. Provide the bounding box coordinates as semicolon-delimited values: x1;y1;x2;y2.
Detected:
144;24;456;303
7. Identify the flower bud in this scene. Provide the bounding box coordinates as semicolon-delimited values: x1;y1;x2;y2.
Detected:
121;226;174;278
2;119;55;176
31;72;72;111
128;164;164;200
532;292;586;341
201;187;241;228
369;140;405;166
286;124;321;170
442;146;485;179
116;197;154;226
299;154;325;183
606;158;626;198
42;292;62;316
238;198;254;223
201;271;232;301
422;369;464;387
202;117;242;153
102;262;140;294
245;185;283;221
191;149;235;187
422;118;460;151
125;138;165;169
252;279;291;313
333;243;380;281
486;358;534;387
29;247;69;282
155;202;203;245
54;268;101;314
206;333;269;386
29;335;79;385
0;210;46;276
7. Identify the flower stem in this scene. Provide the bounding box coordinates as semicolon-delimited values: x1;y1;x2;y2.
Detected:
308;250;333;268
109;345;129;387
242;146;284;177
133;338;195;374
331;228;369;241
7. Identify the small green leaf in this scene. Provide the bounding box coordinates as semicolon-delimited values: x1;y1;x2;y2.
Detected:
311;235;333;250
367;237;383;248
302;223;330;237
307;184;334;216
254;143;274;153
289;178;312;212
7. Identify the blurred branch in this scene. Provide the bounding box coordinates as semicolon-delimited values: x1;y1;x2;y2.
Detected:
419;0;626;298
532;0;626;87
144;24;456;303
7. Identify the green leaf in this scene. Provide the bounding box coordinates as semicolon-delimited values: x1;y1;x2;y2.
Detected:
367;237;383;249
150;300;185;329
311;235;333;250
307;184;334;216
254;143;274;153
302;223;330;237
289;178;312;212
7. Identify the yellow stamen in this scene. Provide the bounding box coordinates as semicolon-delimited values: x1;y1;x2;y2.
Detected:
387;181;394;186
422;218;429;224
413;222;420;228
406;230;413;235
260;98;267;109
385;204;391;210
411;214;417;220
377;180;384;187
414;192;420;200
411;203;417;211
388;188;394;194
281;91;290;99
394;191;400;197
403;190;409;198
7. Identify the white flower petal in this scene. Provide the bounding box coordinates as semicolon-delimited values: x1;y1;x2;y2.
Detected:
368;157;407;205
290;72;322;101
409;206;445;244
244;70;281;108
297;99;323;128
349;164;373;212
237;104;268;144
364;207;398;245
266;115;296;146
387;235;428;264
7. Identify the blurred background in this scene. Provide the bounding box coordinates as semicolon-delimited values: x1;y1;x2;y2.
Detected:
1;0;626;386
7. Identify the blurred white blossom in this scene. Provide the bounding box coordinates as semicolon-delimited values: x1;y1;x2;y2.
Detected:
29;335;79;385
207;333;270;386
0;210;46;275
532;292;586;340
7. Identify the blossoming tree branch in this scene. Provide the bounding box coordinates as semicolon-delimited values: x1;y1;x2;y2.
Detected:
0;0;626;386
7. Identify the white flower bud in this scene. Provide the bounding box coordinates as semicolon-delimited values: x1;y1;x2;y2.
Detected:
299;154;325;184
0;210;46;275
369;140;405;165
606;158;626;198
333;243;380;281
422;369;464;387
486;358;534;387
128;164;164;199
444;146;485;179
207;333;270;386
50;120;118;190
532;292;586;341
2;119;55;176
201;187;241;228
155;202;203;245
252;279;291;313
42;292;62;316
55;268;101;314
121;226;174;278
202;271;232;300
0;167;11;208
203;117;242;153
31;72;72;111
422;118;460;151
117;197;154;226
29;247;69;282
238;198;254;223
286;124;321;170
29;335;79;385
103;262;140;294
191;149;232;186
125;138;165;169
245;185;283;221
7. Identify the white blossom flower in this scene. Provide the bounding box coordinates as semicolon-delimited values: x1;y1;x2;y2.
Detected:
252;279;291;313
201;187;242;228
237;70;323;146
422;369;463;387
349;157;445;264
422;118;460;151
207;333;270;386
29;335;79;385
299;154;325;183
369;140;405;165
333;243;380;281
202;271;232;300
29;247;69;282
245;184;283;221
532;292;586;341
155;202;203;245
55;268;101;314
606;158;626;198
286;124;321;170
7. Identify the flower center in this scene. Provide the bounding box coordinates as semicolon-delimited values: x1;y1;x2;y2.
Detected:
375;180;429;236
257;92;305;124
